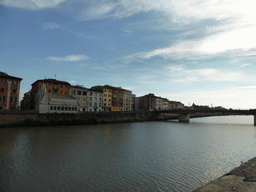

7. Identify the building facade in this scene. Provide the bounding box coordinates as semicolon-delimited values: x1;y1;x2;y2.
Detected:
156;97;163;110
87;88;103;112
123;90;132;111
30;79;71;110
132;94;139;111
168;101;184;109
35;83;79;113
162;98;169;110
71;85;88;111
139;93;156;111
0;72;22;110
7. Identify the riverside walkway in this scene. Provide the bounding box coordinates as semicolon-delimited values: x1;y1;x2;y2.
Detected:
193;157;256;191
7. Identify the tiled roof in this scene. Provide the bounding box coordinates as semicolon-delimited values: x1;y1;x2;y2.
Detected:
32;79;70;85
0;71;22;80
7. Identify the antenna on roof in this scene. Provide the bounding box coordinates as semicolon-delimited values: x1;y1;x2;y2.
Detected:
55;74;57;79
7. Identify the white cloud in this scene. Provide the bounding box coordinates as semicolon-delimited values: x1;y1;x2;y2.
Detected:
2;0;65;10
167;66;243;83
47;54;89;62
79;2;116;20
42;22;60;30
162;86;256;109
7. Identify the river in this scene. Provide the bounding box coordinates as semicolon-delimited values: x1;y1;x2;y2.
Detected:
0;115;256;191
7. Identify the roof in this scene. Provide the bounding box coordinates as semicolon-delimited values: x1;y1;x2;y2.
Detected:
88;88;103;93
0;71;22;81
47;94;77;100
71;85;88;90
32;79;70;86
91;85;131;92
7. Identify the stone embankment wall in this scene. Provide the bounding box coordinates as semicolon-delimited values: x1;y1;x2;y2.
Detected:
0;110;151;125
0;110;38;123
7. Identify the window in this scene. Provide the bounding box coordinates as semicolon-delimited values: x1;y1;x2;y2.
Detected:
12;81;17;84
94;98;97;102
90;97;92;101
83;92;86;95
65;86;67;89
0;88;4;92
99;98;101;102
108;94;111;97
94;103;97;107
57;107;60;110
108;90;111;93
104;103;106;106
99;103;101;107
109;99;111;102
60;91;62;94
90;102;92;107
0;96;5;102
2;79;6;83
54;106;57;110
48;90;51;93
77;91;81;95
90;92;92;96
104;89;106;92
60;85;63;88
49;84;51;87
65;91;67;95
11;97;17;103
104;94;107;97
61;107;64;110
104;99;106;101
50;106;53;110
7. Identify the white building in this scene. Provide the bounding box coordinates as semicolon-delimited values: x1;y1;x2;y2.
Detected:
35;83;79;113
87;88;103;112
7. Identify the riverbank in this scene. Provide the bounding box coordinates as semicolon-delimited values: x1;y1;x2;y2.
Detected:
193;156;256;191
0;116;148;128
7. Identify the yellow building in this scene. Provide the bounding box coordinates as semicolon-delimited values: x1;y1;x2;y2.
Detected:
103;87;112;111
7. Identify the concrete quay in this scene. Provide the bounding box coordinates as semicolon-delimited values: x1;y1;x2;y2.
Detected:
193;157;256;192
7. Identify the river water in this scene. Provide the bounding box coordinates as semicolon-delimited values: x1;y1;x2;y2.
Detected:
0;116;256;191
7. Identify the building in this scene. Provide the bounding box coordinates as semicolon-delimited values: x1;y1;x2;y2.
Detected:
156;97;163;110
139;93;156;111
87;87;103;112
132;94;139;111
35;83;79;113
30;79;71;110
162;98;169;110
91;85;132;112
0;72;22;110
71;85;88;111
168;101;184;109
123;89;132;111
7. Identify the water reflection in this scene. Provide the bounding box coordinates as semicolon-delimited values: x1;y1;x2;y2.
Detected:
0;116;256;191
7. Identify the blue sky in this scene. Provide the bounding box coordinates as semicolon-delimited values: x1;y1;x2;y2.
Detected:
2;0;256;109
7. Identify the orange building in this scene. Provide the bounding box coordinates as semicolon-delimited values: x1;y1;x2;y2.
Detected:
139;93;156;111
0;72;22;110
30;79;71;110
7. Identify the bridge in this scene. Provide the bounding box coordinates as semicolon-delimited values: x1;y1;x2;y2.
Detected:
151;108;256;125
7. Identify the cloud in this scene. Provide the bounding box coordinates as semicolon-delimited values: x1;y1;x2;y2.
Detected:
42;22;60;30
167;66;243;83
162;86;256;109
47;54;89;62
2;0;65;10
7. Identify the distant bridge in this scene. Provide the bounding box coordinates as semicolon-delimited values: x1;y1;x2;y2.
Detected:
151;109;256;125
